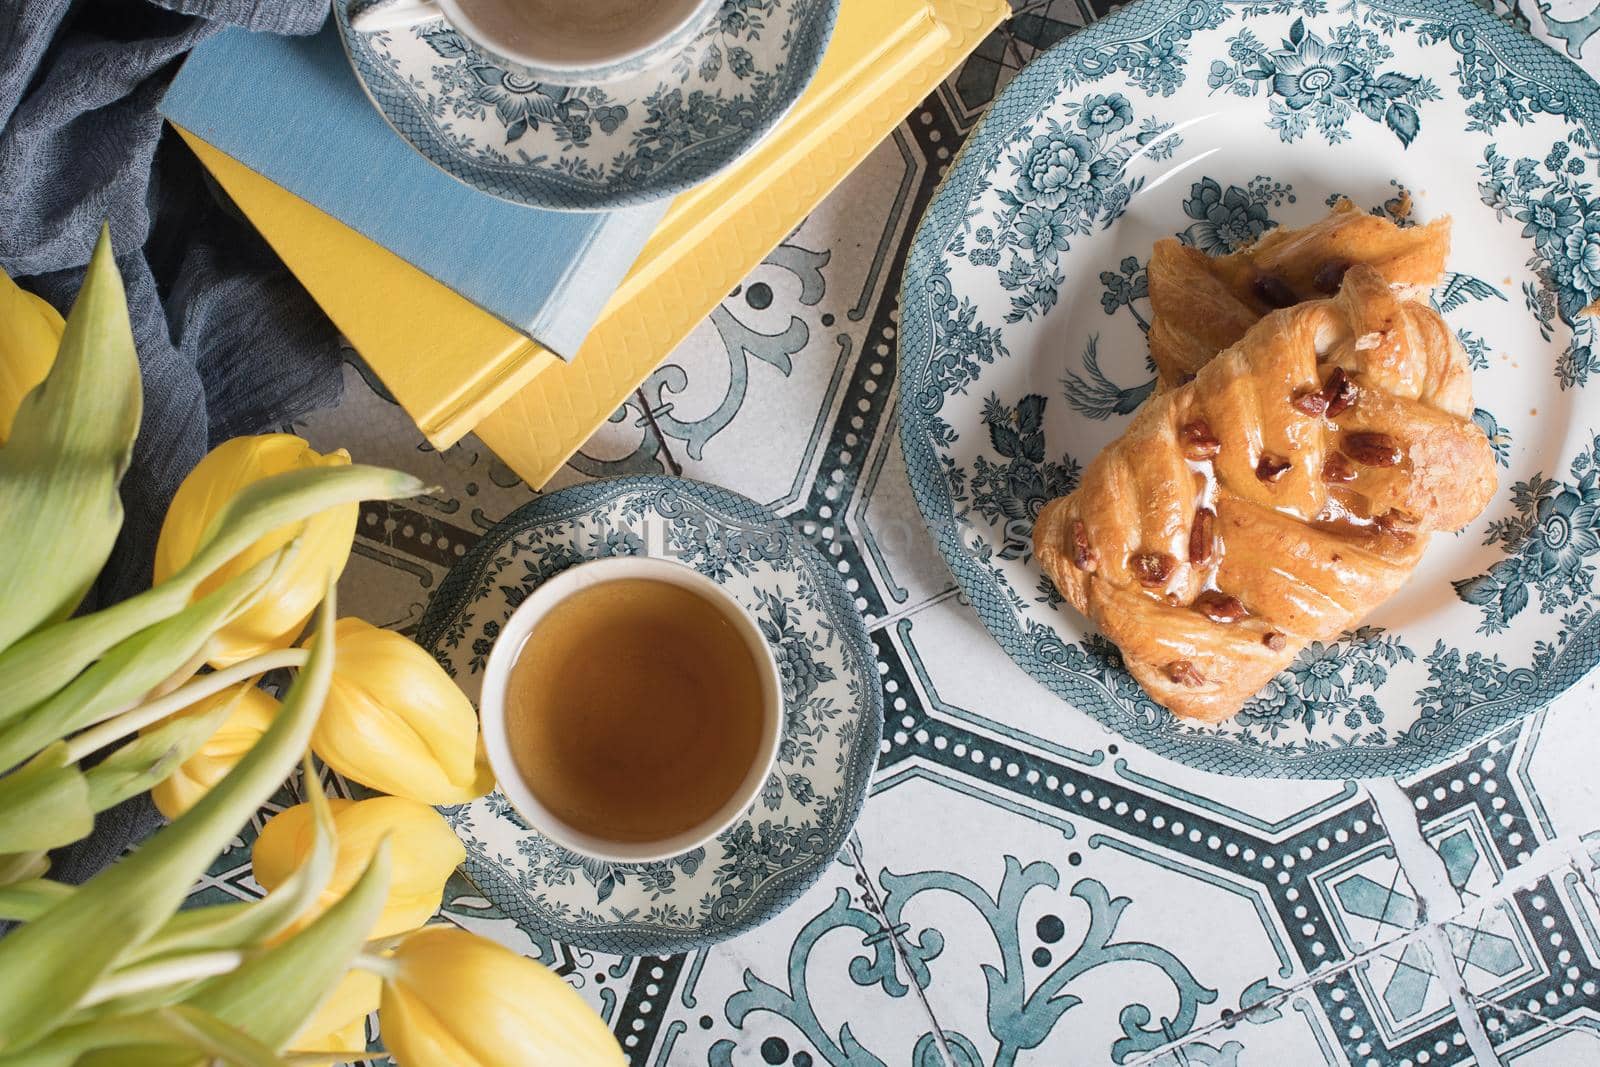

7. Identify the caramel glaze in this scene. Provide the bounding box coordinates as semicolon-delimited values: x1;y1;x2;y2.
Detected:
1032;264;1496;723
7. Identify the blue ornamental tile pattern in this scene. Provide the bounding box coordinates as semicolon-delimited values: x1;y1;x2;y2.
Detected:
225;1;1600;1063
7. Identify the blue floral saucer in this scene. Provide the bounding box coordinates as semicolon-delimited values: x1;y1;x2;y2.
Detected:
336;0;838;211
899;0;1600;778
416;477;882;955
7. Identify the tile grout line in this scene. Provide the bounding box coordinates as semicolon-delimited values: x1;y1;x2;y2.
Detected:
1125;918;1480;1066
634;387;684;476
1369;779;1504;1066
844;836;959;1067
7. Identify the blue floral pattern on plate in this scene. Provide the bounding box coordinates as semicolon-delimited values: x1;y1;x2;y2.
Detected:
335;0;838;210
899;0;1600;778
416;477;882;954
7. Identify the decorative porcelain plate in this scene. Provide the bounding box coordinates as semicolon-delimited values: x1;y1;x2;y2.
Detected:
899;0;1600;779
336;0;838;210
416;477;882;954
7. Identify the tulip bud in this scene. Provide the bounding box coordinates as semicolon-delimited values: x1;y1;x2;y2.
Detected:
310;618;493;806
381;926;625;1066
148;683;280;820
290;969;379;1054
252;796;463;939
0;268;64;445
154;434;358;667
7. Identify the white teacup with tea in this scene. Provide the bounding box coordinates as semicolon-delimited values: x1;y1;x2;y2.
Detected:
477;556;784;864
349;0;722;85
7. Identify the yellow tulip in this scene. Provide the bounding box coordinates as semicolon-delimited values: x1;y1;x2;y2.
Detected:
148;683;280;819
310;618;493;806
252;796;463;939
381;927;625;1067
0;268;64;445
290;969;379;1054
154;434;358;667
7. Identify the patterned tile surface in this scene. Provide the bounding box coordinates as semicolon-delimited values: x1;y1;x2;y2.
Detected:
263;1;1600;1062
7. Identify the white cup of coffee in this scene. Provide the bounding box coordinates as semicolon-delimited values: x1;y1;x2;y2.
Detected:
349;0;722;85
478;556;783;864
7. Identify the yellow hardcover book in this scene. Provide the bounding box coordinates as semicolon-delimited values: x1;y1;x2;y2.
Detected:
175;126;559;439
475;0;1007;486
181;0;1008;482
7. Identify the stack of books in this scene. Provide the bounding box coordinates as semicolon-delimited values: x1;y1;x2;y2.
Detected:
161;0;1010;488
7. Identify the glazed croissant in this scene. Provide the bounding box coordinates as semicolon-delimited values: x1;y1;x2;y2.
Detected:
1033;265;1496;722
1148;199;1450;388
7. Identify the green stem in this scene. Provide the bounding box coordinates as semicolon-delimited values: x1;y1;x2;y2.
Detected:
63;647;308;763
78;950;245;1008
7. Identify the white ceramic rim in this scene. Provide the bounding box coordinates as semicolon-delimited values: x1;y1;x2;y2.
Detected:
478;555;784;864
433;0;720;82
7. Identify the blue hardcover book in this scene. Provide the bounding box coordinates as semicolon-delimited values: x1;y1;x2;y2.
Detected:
160;23;667;360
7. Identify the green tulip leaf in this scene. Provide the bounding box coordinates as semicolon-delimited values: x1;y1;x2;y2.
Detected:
181;841;390;1049
0;878;73;923
6;1004;288;1067
129;756;339;964
0;745;92;853
0;463;426;727
0;550;281;777
0;593;337;1053
0;852;50;887
0;226;141;655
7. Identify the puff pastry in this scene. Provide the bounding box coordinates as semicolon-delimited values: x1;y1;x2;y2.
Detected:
1148;199;1450;388
1033;265;1496;722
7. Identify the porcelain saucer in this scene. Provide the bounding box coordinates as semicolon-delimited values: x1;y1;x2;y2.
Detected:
336;0;839;211
416;477;882;954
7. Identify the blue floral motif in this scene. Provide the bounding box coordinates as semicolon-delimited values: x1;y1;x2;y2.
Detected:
1016;123;1122;212
1178;175;1295;254
963;97;1179;324
912;262;1009;450
963;394;1082;560
1077;92;1136;136
1479;140;1600;387
1234;627;1413;741
1455;437;1600;633
1208;19;1438;145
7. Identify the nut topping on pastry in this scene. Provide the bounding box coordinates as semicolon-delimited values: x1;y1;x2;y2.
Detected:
1252;273;1298;309
1179;420;1221;460
1374;509;1419;545
1130;551;1176;588
1313;260;1352;293
1263;631;1287;651
1255;454;1292;482
1344;431;1403;467
1322;367;1358;416
1188;508;1216;565
1194;591;1247;623
1291;388;1329;416
1322;451;1358;483
1164;660;1206;687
